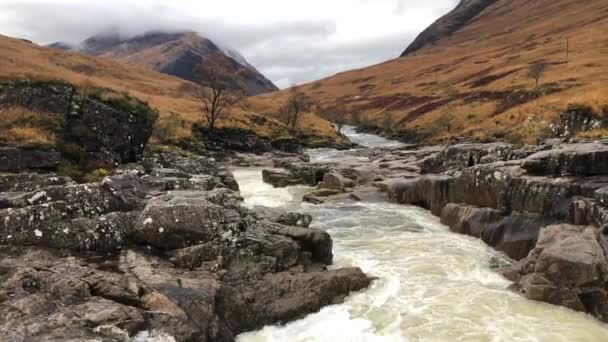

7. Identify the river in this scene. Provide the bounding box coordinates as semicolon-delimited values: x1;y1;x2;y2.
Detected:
234;127;608;342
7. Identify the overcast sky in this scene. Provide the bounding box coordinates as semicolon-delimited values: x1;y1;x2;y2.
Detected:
0;0;457;88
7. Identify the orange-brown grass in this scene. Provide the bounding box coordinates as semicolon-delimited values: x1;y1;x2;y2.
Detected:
0;107;59;145
0;34;338;144
248;0;608;143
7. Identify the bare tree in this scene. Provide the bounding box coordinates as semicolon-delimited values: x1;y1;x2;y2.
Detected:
280;86;312;134
322;106;346;133
189;65;242;133
528;63;548;91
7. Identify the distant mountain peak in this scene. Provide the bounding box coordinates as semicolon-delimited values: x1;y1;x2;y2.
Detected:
401;0;498;56
74;30;277;95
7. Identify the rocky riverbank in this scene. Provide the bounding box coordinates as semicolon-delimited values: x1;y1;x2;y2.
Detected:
258;138;608;323
0;146;371;341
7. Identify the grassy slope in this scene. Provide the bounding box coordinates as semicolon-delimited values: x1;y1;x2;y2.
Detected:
0;34;338;144
249;0;608;143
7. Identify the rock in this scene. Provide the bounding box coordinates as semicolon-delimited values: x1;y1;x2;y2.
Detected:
303;189;342;205
502;224;608;321
441;203;556;260
133;191;243;250
380;175;462;215
262;221;333;264
120;250;233;342
0;147;61;172
522;143;608;176
262;169;306;188
143;174;218;192
0;248;145;341
217;267;371;334
150;168;191;178
0;173;75;192
320;171;354;191
2;210;137;252
276;212;313;228
101;173;149;210
420;143;518;173
251;207;313;228
0;80;158;165
552;104;608;138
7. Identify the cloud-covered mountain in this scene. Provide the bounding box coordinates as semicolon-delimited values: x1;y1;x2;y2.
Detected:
52;31;278;96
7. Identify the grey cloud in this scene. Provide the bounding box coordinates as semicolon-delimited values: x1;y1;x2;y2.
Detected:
0;0;455;88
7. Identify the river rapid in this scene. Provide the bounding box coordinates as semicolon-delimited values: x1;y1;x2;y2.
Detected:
234;127;608;342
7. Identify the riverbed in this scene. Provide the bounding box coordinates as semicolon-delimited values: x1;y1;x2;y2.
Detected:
234;128;608;342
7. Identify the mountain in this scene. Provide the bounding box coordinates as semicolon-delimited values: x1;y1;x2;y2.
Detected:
75;31;278;96
401;0;497;56
0;33;338;145
250;0;608;143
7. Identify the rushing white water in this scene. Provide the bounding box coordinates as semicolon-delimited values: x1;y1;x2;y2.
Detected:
234;131;608;342
306;126;404;164
340;126;406;149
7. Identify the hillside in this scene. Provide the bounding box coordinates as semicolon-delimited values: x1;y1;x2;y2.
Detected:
0;33;340;146
250;0;608;144
71;31;278;96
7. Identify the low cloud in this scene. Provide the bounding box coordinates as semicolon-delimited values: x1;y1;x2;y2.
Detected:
0;0;457;87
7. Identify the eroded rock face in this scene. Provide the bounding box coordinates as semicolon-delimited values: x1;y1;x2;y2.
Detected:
0;146;371;340
501;224;608;322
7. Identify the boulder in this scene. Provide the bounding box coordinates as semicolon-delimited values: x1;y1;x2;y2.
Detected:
0;80;158;165
441;203;556;260
303;189;342;205
262;169;306;188
132;191;243;250
217;267;371;334
502;224;608;321
319;171;354;191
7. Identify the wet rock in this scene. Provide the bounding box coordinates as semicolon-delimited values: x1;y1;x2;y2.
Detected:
261;221;333;264
380;174;462;215
262;169;306;188
217;267;371;334
502;224;608;321
441;203;556;260
0;147;61;172
320;171;354;191
303;189;342;205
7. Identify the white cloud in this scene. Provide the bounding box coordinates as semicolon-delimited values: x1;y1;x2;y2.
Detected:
0;0;458;87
